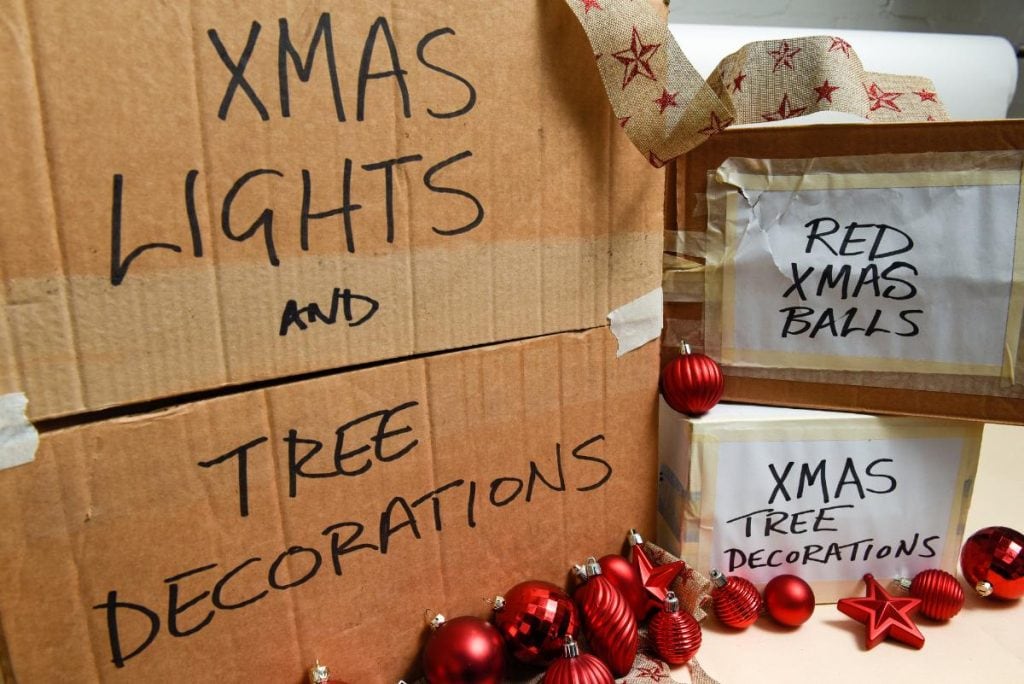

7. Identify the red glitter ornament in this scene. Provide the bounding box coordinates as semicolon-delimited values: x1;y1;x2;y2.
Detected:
598;554;650;621
763;574;815;627
648;591;702;666
837;574;924;650
896;569;964;620
542;635;614;684
492;580;579;666
709;569;762;629
423;614;505;684
573;557;639;677
960;526;1024;600
660;342;724;416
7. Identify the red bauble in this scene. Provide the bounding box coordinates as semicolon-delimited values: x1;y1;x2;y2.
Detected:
573;557;639;677
899;569;964;620
542;635;614;684
709;569;762;629
423;614;505;684
493;580;579;666
598;554;650;621
960;526;1024;600
660;342;724;416
648;591;702;666
763;574;815;627
837;574;924;650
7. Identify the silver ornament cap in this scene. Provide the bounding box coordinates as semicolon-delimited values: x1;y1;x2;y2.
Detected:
664;590;680;613
563;634;580;658
308;661;330;684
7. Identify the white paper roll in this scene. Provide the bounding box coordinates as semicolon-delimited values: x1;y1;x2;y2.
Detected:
669;24;1018;121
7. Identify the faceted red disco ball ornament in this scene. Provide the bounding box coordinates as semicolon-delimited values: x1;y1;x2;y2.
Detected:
493;580;579;666
660;342;724;416
960;526;1024;600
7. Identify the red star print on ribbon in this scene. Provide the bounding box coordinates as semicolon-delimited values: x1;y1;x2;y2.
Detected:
837;574;924;649
762;93;807;121
865;82;902;112
699;111;732;136
769;40;801;72
654;88;679;113
829;36;853;57
814;79;840;103
580;0;602;14
914;88;938;102
731;71;746;93
613;26;661;89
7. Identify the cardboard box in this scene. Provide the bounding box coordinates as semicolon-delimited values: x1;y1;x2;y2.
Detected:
0;326;657;683
657;401;981;603
0;0;662;421
664;120;1024;424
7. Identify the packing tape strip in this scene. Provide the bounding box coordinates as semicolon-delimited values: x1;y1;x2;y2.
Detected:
607;287;664;356
0;393;39;470
563;0;949;166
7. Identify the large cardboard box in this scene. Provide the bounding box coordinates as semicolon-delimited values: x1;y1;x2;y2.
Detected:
0;0;662;421
0;327;657;683
657;401;981;603
664;120;1024;423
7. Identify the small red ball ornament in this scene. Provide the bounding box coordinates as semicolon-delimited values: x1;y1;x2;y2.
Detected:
960;526;1024;600
660;342;724;416
423;614;505;684
573;557;639;677
896;570;965;620
542;635;614;684
648;591;702;666
763;574;815;627
709;569;762;629
492;580;579;666
598;554;650;621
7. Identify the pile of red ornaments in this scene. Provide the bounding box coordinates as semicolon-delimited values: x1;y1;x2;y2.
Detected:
419;529;703;683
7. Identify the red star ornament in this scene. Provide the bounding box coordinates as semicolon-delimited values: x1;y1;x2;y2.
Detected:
769;40;801;72
631;542;686;608
814;79;840;103
613;27;661;89
837;574;924;650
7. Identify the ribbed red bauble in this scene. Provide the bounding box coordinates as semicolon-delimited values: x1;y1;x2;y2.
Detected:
897;569;965;620
648;591;702;666
763;574;815;627
573;557;639;677
598;554;650;621
709;569;762;629
542;635;614;684
960;526;1024;600
660;342;724;416
492;580;579;666
423;614;505;684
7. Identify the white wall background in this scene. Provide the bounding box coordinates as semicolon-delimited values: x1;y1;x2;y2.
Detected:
668;0;1024;117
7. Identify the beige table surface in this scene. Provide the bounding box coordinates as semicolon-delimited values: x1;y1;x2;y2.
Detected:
672;423;1023;683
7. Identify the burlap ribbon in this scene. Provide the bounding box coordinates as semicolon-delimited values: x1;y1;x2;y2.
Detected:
564;0;949;166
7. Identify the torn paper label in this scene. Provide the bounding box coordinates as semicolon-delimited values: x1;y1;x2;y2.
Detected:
0;393;39;471
608;288;663;357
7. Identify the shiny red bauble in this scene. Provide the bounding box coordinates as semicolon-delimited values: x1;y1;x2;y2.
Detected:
493;580;579;666
709;569;761;629
906;569;965;620
423;615;505;684
573;558;639;677
648;592;702;666
960;526;1024;600
542;635;614;684
660;342;724;416
763;574;815;627
598;554;650;621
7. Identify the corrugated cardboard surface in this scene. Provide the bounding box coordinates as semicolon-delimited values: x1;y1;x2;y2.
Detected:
0;1;662;421
664;120;1024;423
0;326;658;683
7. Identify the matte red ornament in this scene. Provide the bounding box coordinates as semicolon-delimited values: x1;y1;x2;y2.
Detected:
423;614;505;684
763;574;815;627
709;569;762;629
959;526;1024;600
628;529;687;612
660;342;724;416
896;569;964;620
492;580;579;666
542;635;614;684
598;554;650;621
837;574;924;650
573;557;639;677
648;591;702;666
